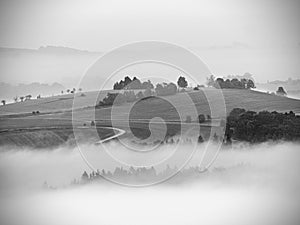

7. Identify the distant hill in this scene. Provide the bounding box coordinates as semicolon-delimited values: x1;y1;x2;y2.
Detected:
0;46;102;93
0;46;100;55
256;78;300;99
0;82;65;103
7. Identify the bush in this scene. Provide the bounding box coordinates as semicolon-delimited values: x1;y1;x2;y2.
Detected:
225;108;300;142
198;114;206;123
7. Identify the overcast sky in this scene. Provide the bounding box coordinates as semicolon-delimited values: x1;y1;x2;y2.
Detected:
0;0;299;84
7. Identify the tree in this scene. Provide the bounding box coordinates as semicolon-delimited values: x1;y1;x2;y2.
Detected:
91;121;95;126
1;100;6;105
240;78;247;88
123;76;132;89
155;82;177;96
177;76;188;89
198;135;204;143
25;95;32;100
20;96;24;102
144;88;152;97
61;90;64;94
246;79;255;89
129;77;142;89
66;89;70;93
37;94;41;99
81;171;89;182
215;78;225;89
198;114;206;123
123;91;136;102
276;87;287;96
141;80;154;89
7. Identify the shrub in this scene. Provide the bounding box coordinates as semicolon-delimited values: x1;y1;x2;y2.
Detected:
198;114;206;123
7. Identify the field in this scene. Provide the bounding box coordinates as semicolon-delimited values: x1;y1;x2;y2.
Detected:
1;88;300;147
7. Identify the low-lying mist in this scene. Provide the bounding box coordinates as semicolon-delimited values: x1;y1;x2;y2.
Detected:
0;142;300;225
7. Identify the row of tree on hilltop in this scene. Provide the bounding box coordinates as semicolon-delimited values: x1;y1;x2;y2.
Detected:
207;75;256;89
113;77;154;90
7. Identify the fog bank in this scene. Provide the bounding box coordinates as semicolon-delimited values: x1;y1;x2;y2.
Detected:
0;142;300;225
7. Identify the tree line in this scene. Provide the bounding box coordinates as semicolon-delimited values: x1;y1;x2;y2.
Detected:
113;76;154;90
225;108;300;143
207;75;256;89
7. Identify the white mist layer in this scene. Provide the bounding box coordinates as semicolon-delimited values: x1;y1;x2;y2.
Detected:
0;142;300;225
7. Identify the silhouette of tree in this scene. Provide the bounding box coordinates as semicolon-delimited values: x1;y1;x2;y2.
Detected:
198;135;204;143
1;100;6;105
276;87;287;96
25;95;32;100
198;114;206;123
20;96;24;102
177;76;188;89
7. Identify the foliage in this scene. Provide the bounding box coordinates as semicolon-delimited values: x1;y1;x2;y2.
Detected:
198;114;206;123
276;86;287;96
155;82;177;96
113;76;154;90
208;76;256;89
226;108;300;142
177;76;188;89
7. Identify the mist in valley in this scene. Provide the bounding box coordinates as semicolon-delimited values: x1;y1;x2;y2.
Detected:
0;142;300;225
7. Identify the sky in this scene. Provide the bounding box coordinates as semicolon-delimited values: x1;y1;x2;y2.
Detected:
0;0;299;84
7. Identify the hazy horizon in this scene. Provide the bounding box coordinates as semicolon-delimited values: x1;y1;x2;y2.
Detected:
0;0;300;86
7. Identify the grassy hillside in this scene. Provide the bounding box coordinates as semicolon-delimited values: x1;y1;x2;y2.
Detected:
1;88;299;147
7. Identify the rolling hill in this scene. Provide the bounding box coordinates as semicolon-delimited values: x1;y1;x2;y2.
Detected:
0;88;300;148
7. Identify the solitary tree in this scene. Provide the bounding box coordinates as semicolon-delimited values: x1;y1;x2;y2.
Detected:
198;114;206;123
276;87;287;96
1;100;6;105
20;96;24;102
177;76;188;89
198;135;204;143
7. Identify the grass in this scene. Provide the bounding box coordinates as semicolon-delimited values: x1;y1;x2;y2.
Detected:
0;88;300;147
